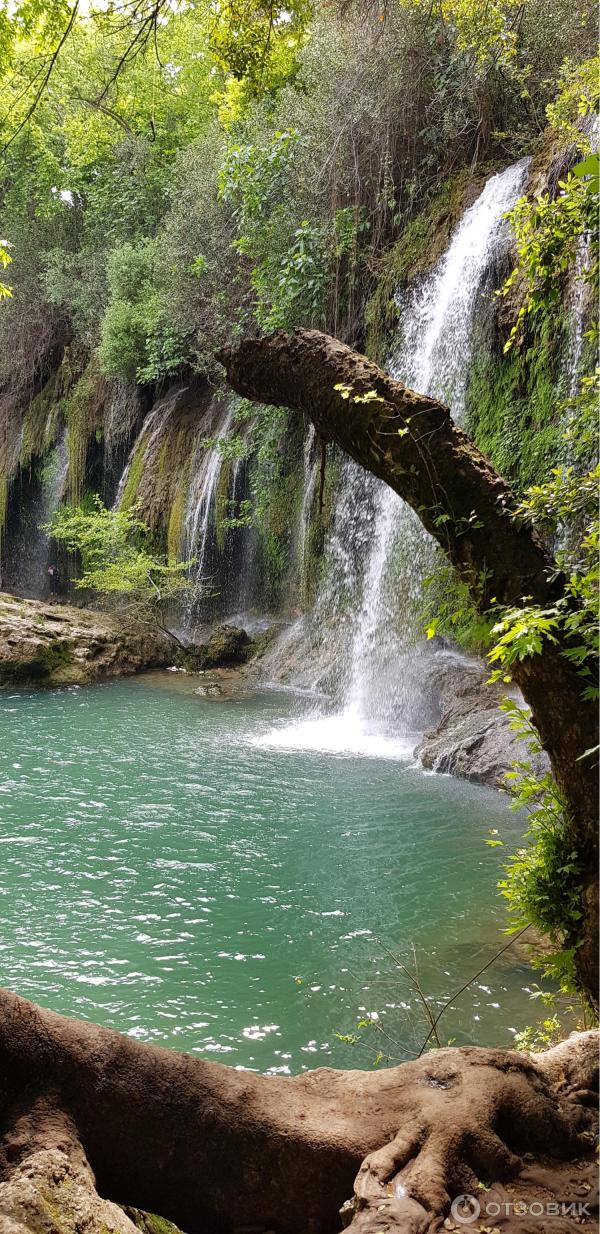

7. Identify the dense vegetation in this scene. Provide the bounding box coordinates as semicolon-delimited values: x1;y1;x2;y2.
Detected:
0;0;596;592
0;1;595;386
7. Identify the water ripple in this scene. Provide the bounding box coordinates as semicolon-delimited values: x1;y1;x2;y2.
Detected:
0;676;534;1070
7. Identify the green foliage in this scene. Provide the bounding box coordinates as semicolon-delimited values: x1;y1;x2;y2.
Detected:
499;54;599;353
513;1012;566;1052
489;606;561;665
1;0;594;399
0;238;11;297
545;54;599;146
496;700;585;993
499;170;599;352
489;587;598;704
488;371;599;705
47;499;194;630
98;240;187;385
419;552;494;652
218;129;330;330
208;0;312;102
486;381;598;995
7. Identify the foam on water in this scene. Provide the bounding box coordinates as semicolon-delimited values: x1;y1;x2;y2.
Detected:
252;705;416;760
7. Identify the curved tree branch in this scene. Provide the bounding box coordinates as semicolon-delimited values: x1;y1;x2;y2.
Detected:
216;328;598;1000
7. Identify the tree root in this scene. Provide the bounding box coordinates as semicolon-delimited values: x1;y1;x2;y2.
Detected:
0;988;596;1234
340;1031;598;1232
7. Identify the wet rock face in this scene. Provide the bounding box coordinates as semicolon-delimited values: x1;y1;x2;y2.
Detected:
415;650;550;788
0;594;172;686
181;624;253;671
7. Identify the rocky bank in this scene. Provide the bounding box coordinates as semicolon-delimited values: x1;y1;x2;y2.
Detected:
415;649;551;788
0;594;173;686
0;595;256;687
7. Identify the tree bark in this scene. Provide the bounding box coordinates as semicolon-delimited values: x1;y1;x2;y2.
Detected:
0;988;597;1234
216;328;599;1000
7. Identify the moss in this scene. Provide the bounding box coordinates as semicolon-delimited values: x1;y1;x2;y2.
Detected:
36;640;73;676
65;361;110;503
0;639;73;684
365;168;474;361
156;435;170;481
260;462;304;606
297;450;337;610
246;407;305;608
121;1206;186;1234
19;370;61;471
214;456;233;552
130;409;199;541
120;435;148;511
465;308;568;492
167;462;191;563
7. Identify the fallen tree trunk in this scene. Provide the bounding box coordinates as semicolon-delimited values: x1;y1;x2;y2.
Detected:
216;328;599;1001
0;988;597;1233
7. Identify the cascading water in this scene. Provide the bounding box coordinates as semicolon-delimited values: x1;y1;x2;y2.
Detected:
1;431;69;597
113;391;180;509
182;403;234;603
565;237;594;398
296;424;317;606
259;160;529;755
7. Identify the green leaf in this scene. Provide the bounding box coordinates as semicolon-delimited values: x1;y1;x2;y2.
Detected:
572;153;600;194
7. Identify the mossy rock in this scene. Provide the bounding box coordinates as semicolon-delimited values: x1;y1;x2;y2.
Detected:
121;1207;187;1234
465;305;567;492
0;638;74;684
180;624;253;670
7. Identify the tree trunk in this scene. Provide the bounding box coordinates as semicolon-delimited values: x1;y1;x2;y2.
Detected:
216;328;598;1000
0;988;597;1234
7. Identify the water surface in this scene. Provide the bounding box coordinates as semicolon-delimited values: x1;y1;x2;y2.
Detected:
1;674;536;1072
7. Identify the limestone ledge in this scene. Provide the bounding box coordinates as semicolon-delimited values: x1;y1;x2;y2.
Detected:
0;593;172;686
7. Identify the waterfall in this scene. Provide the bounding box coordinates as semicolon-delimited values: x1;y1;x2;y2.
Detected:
113;392;180;509
296;423;318;606
259;160;529;753
182;402;234;609
112;390;236;633
399;161;529;410
344;159;530;729
2;431;69;598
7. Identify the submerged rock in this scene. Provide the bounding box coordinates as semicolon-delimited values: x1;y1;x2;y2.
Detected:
415;650;550;787
194;682;223;697
0;593;172;686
